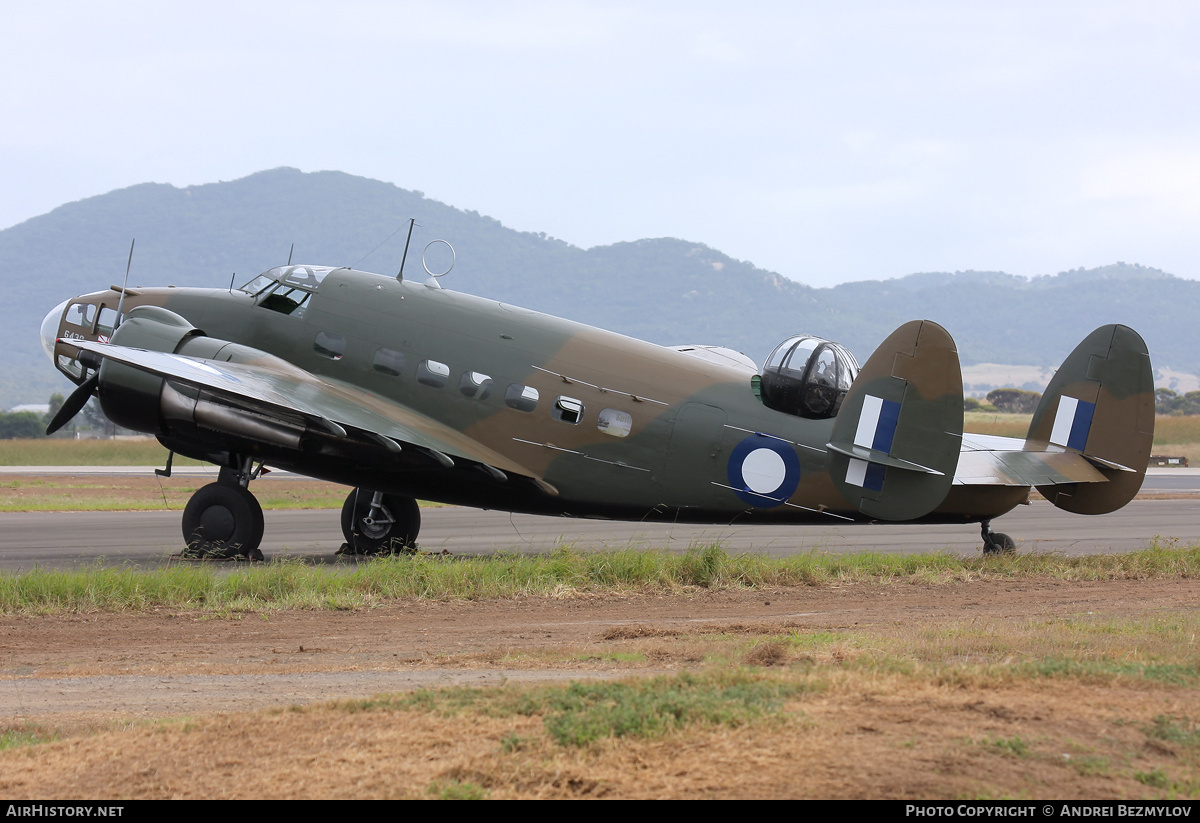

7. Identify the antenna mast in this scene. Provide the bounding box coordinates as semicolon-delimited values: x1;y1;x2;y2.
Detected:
397;218;416;281
113;239;135;331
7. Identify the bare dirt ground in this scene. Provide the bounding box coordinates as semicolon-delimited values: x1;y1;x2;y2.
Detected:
2;575;1198;799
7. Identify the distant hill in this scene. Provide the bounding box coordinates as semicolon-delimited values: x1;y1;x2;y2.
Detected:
2;168;1195;408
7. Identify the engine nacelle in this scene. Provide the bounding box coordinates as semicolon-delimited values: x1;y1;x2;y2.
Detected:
97;306;205;433
97;305;307;450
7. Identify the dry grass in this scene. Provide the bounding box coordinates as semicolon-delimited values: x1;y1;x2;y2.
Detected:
3;606;1197;799
0;437;201;466
0;474;347;512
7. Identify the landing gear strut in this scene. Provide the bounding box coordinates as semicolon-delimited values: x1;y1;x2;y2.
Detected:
339;488;420;555
981;520;1016;555
180;459;265;560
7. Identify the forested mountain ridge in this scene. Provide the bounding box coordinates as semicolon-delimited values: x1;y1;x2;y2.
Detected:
2;168;1192;407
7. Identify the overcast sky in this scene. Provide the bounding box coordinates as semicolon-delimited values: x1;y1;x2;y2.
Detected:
3;1;1198;287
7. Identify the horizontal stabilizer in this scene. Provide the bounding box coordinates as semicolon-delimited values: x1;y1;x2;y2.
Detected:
955;434;1108;486
828;320;963;521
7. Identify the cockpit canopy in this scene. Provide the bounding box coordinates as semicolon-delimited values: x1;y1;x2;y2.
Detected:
238;265;338;318
759;336;860;419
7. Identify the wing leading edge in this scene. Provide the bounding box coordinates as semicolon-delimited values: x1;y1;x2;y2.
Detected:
66;338;545;485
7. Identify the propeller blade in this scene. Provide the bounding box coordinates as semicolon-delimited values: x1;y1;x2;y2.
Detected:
46;373;99;435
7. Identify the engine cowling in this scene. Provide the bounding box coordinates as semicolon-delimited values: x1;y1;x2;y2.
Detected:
97;306;205;433
97;306;307;452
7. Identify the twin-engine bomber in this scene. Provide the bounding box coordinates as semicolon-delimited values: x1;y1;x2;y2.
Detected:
41;261;1155;559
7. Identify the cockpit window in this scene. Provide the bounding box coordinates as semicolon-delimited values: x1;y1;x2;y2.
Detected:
759;336;859;420
65;303;96;328
279;265;334;290
258;286;311;317
238;274;275;296
241;266;336;298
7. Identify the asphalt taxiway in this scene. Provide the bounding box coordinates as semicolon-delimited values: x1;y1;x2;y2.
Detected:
1;467;1197;570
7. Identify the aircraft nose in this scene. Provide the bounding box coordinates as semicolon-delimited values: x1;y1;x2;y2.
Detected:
40;299;69;364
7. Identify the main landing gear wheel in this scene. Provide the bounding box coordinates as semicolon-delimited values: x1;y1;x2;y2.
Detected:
181;483;265;560
981;521;1016;555
340;489;421;556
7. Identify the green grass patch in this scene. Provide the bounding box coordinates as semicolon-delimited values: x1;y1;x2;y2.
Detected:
0;723;58;750
4;543;1200;614
1134;768;1171;788
1024;659;1200;685
0;438;205;466
1145;715;1200;748
377;670;809;747
427;780;489;800
983;735;1033;758
536;672;804;746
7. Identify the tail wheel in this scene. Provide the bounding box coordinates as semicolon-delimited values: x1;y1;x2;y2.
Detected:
340;489;420;555
982;531;1017;555
181;483;265;560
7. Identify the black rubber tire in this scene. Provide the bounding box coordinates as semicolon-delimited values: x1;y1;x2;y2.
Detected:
181;483;265;558
340;489;420;554
983;532;1017;555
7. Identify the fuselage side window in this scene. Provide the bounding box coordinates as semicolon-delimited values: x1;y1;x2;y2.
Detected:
505;384;539;412
597;408;632;437
417;360;450;388
553;396;585;425
65;303;96;328
97;307;121;338
372;348;406;377
314;331;345;360
459;371;493;400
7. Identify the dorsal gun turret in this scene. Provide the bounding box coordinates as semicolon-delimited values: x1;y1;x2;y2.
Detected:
758;336;859;419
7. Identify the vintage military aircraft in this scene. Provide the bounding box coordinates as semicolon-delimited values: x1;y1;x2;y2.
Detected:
40;257;1154;559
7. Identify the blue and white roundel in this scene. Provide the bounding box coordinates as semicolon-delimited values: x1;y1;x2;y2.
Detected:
726;434;801;507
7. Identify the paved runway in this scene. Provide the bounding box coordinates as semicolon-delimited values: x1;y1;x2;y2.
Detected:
2;494;1197;571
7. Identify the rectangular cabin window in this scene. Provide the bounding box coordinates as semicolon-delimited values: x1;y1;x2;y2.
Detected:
504;384;539;412
459;371;493;400
417;359;450;388
597;408;633;437
96;307;121;339
314;331;345;360
65;303;96;328
552;396;585;425
372;348;406;377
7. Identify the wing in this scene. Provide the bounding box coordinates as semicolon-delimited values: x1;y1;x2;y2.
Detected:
68;339;548;488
